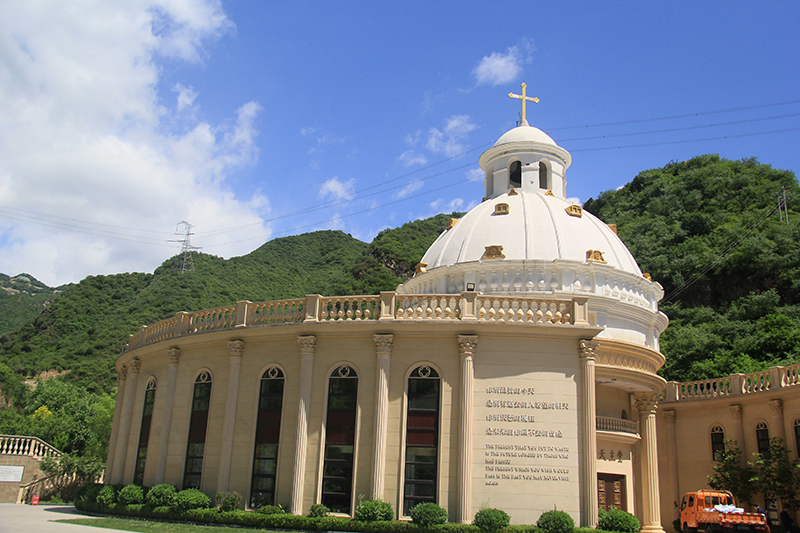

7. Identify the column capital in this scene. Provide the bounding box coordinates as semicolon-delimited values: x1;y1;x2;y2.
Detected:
167;347;181;365
730;404;743;421
227;339;245;358
663;409;676;423
579;339;600;360
374;334;394;354
768;398;783;415
117;368;128;382
634;392;658;414
297;335;317;356
458;335;478;357
127;358;141;373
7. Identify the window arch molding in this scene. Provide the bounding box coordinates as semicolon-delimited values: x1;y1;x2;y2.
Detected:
316;362;361;514
133;375;158;485
755;420;770;456
509;159;522;188
399;362;444;517
538;158;552;190
710;424;725;461
182;368;213;490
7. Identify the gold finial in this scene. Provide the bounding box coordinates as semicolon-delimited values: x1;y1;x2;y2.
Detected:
508;82;539;126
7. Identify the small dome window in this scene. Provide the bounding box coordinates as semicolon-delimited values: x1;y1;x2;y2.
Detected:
509;161;521;188
539;161;550;189
494;203;509;215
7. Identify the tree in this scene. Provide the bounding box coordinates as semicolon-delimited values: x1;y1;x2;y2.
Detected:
708;440;758;505
751;438;800;509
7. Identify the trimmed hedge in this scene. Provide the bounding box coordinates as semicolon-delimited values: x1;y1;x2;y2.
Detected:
598;509;640;533
537;509;575;533
474;508;510;533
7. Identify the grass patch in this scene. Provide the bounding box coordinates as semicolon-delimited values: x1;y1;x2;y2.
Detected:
57;517;282;533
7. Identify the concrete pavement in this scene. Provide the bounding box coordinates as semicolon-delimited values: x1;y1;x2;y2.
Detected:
0;503;107;533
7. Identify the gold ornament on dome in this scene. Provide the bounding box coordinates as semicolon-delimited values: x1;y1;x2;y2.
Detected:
482;245;505;260
643;273;652;281
446;218;460;230
508;188;518;196
545;190;554;196
565;204;583;218
494;203;510;215
415;262;427;275
607;223;618;235
586;249;607;264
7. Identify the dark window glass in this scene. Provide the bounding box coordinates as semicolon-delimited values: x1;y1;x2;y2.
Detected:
183;373;211;489
756;422;770;457
539;161;549;189
133;380;156;485
711;426;725;461
509;161;521;188
403;365;440;516
250;367;284;508
321;366;358;514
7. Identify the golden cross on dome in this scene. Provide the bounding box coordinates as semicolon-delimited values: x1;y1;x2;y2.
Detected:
508;82;539;126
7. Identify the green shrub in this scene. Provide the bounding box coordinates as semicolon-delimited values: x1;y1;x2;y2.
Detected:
474;508;510;533
536;509;574;533
117;485;145;505
96;485;118;505
411;502;449;526
215;491;242;512
176;488;211;510
74;483;103;506
598;508;640;533
308;503;330;517
354;497;394;521
258;504;287;515
146;484;177;508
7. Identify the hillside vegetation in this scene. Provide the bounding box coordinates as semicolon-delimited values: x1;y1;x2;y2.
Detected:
0;273;65;336
584;154;800;381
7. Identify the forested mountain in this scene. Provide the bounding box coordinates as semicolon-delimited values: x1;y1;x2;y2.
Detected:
584;154;800;382
0;273;65;336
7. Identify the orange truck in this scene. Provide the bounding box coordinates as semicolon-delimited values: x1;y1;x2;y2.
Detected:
679;490;769;533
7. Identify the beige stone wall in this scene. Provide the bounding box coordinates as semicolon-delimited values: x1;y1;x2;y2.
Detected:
0;455;43;503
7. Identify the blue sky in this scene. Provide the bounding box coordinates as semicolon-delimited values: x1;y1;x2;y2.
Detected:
1;1;798;286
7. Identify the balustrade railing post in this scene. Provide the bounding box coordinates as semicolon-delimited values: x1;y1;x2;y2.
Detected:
769;366;783;389
235;300;251;328
664;382;679;402
379;291;396;321
730;373;745;395
461;291;477;321
573;297;589;326
176;312;189;335
304;294;321;323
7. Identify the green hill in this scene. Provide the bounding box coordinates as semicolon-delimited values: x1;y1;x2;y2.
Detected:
584;154;800;382
0;273;65;336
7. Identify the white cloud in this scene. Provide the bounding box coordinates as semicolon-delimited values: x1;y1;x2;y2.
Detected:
567;196;583;206
466;168;484;182
319;177;356;201
395;179;424;199
473;41;534;87
426;115;477;157
173;83;198;111
0;1;269;286
429;198;464;213
324;213;345;231
398;150;427;167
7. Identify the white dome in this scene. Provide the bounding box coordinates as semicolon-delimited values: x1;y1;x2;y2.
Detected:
494;125;557;147
419;189;642;275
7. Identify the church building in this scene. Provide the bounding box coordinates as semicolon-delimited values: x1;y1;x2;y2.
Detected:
105;87;669;531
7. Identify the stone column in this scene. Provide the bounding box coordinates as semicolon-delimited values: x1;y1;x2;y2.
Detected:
769;399;785;443
154;347;181;484
635;393;665;533
663;410;680;510
217;340;245;493
730;404;746;465
371;334;393;499
579;340;599;528
457;335;478;524
104;368;127;483
290;335;316;515
113;358;140;484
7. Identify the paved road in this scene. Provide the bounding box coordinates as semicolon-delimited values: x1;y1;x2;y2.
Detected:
0;503;107;533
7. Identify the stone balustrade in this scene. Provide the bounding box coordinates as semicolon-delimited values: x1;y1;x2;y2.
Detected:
0;435;62;459
661;362;800;402
125;292;590;351
596;416;639;435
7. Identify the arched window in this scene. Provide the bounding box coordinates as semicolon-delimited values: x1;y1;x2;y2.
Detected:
509;161;521;188
539;161;549;190
403;365;440;515
620;409;628;420
183;371;212;489
711;426;725;461
250;367;285;508
321;365;358;514
795;418;800;459
133;377;156;485
756;421;770;457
